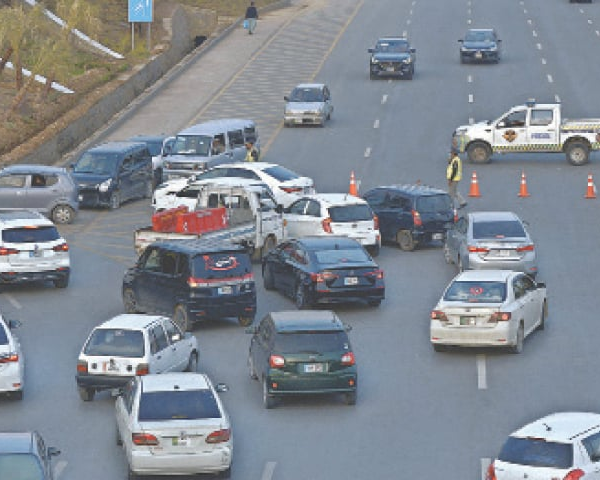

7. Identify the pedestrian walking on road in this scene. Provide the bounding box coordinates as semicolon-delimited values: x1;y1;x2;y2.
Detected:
447;149;467;208
245;1;259;35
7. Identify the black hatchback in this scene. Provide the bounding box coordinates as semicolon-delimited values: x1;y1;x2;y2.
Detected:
363;184;455;251
122;239;256;330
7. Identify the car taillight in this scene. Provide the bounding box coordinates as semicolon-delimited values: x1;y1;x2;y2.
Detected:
0;247;19;256
563;469;585;480
269;355;285;368
365;269;383;280
468;245;490;253
341;352;355;366
53;243;69;252
132;433;159;446
485;462;496;480
373;214;379;230
136;363;149;375
516;244;534;252
322;217;332;233
490;312;511;321
0;353;18;363
76;360;88;373
206;428;231;444
412;209;422;227
453;208;458;223
431;310;448;321
279;186;303;193
310;271;337;283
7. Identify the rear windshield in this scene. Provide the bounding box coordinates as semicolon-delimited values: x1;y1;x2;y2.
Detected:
312;248;371;265
274;331;349;353
74;152;119;175
473;220;526;239
0;453;44;479
329;204;373;222
263;165;300;182
416;194;453;213
498;436;573;469
84;329;145;358
138;390;221;421
191;252;251;279
2;226;61;243
443;281;506;303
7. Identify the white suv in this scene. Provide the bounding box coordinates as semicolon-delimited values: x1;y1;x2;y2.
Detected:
283;193;381;255
0;315;24;400
487;412;600;480
0;210;70;289
76;314;199;401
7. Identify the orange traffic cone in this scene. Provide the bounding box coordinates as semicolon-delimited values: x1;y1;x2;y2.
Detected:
585;173;597;199
518;171;530;197
349;171;358;196
468;171;481;197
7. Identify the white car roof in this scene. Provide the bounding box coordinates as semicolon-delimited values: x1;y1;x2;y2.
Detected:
510;412;600;442
206;162;277;172
141;372;210;392
452;270;514;282
294;83;326;89
0;210;54;227
95;314;167;331
299;193;367;207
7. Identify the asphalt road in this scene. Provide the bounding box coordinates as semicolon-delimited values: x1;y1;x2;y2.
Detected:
3;0;600;479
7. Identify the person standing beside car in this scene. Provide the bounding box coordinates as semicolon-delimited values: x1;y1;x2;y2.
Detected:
447;149;467;208
245;141;258;162
245;1;258;35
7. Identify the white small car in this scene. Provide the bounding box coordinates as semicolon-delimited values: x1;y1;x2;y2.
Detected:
283;193;381;255
116;373;232;478
284;83;333;127
430;270;547;353
76;314;199;401
0;315;24;400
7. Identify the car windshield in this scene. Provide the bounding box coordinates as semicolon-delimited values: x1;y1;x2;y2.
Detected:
2;226;61;243
416;194;453;213
191;252;251;280
84;329;145;358
138;389;221;421
473;220;526;239
274;330;349;352
498;436;573;469
0;453;44;480
443;281;506;303
171;135;212;156
312;248;371;265
376;40;409;53
263;165;300;182
289;88;324;103
73;152;119;175
465;31;495;43
329;204;373;222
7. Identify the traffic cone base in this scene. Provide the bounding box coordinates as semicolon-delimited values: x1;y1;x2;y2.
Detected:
518;171;530;198
585;173;597;199
348;171;358;196
468;171;481;197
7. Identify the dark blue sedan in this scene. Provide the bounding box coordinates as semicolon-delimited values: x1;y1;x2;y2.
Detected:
459;28;501;63
262;236;385;309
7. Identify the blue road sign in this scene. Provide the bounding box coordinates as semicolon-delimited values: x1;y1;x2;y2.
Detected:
128;0;153;23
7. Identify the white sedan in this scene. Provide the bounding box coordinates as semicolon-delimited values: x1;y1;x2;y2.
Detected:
0;315;24;400
116;373;232;478
430;270;547;353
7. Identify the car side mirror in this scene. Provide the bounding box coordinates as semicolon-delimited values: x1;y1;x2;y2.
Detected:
47;447;61;457
8;319;21;329
245;325;258;334
344;324;353;332
275;204;283;214
284;96;289;101
497;39;502;42
410;48;416;53
368;48;374;53
215;383;229;393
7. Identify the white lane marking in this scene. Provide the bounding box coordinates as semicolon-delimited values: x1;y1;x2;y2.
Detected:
476;354;487;389
467;8;471;15
4;294;21;310
596;30;600;36
467;74;473;83
588;19;593;25
524;9;528;14
54;460;68;479
469;117;474;125
580;8;585;13
555;94;561;103
467;18;472;24
541;58;547;65
364;147;372;158
536;43;542;50
532;30;537;37
381;94;388;105
468;94;474;103
527;19;532;25
261;462;277;480
547;74;553;83
373;119;380;129
402;30;408;37
407;19;411;25
409;9;413;15
481;458;491;480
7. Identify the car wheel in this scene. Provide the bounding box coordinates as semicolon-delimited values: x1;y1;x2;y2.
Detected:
467;141;492;164
368;299;382;307
397;230;415;251
433;344;447;352
78;386;95;402
263;377;276;409
116;425;122;446
263;264;275;290
128;469;138;480
219;466;232;478
122;288;140;313
344;391;357;406
248;356;258;380
443;242;453;264
537;300;547;331
406;66;414;80
53;273;69;289
185;352;198;372
367;244;380;257
295;282;309;310
460;54;466;64
510;324;524;354
369;72;376;80
238;315;254;327
11;390;23;401
173;304;191;332
261;235;277;260
565;141;590;166
143;180;153;199
51;205;75;224
109;191;120;210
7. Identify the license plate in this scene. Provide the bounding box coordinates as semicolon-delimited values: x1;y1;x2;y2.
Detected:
344;277;358;286
304;363;324;373
102;361;120;372
386;66;395;72
495;250;512;257
475;51;483;58
218;286;233;295
432;233;444;241
460;317;475;326
172;436;190;447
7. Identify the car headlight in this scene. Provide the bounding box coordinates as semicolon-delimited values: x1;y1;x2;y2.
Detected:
489;46;498;51
403;57;412;64
98;179;112;192
460;47;468;52
371;58;379;64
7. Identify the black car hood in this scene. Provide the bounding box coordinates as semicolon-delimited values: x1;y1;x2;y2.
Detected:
72;172;113;185
371;52;411;62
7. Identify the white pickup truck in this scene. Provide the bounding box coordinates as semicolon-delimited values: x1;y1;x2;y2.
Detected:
452;100;600;165
134;182;285;260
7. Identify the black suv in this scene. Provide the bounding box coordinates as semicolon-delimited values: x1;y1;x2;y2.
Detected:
368;36;416;80
122;239;256;330
363;184;455;251
247;310;357;408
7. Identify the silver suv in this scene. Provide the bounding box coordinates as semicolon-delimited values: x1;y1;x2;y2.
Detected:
0;165;78;224
0;211;70;289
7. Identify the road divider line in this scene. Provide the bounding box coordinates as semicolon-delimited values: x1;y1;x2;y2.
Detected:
261;461;277;480
381;94;388;105
468;94;474;103
596;30;600;36
373;119;380;129
588;19;593;25
481;458;491;480
406;19;411;25
555;94;561;103
468;75;473;83
547;74;553;83
476;354;487;389
532;30;537;37
4;294;21;310
469;117;474;125
364;147;372;158
536;43;542;50
541;58;546;65
527;19;532;25
402;30;408;37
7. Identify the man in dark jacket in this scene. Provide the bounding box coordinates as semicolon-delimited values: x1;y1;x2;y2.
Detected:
245;1;258;35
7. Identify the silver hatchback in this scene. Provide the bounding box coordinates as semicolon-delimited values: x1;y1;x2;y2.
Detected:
284;83;333;127
443;211;537;277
